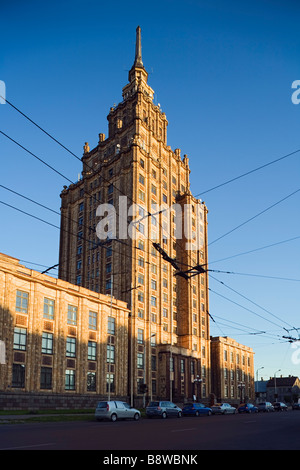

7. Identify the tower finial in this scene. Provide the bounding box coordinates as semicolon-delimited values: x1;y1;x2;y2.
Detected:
134;26;143;67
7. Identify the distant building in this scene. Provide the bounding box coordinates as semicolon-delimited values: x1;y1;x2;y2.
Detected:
255;378;267;402
210;336;255;404
266;376;300;404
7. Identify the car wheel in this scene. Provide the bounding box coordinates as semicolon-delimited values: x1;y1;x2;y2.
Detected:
162;411;167;419
134;413;140;421
110;413;117;422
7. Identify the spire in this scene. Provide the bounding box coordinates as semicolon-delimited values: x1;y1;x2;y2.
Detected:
134;26;143;68
127;26;149;87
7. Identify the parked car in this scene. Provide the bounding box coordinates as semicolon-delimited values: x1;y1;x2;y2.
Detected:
211;403;237;415
273;402;288;411
146;401;182;419
292;402;300;410
95;401;141;422
182;402;212;417
257;402;274;412
238;403;258;414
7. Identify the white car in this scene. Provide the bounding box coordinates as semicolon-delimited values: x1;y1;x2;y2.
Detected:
95;401;141;422
211;403;237;415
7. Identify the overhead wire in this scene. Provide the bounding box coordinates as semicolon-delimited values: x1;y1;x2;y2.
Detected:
1;95;298;338
194;148;300;197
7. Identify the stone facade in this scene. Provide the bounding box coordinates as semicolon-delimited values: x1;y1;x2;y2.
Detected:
210;336;255;404
58;27;211;403
0;253;129;408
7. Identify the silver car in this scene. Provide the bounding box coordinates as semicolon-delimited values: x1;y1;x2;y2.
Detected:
211;403;237;415
257;402;274;412
146;401;182;419
95;401;141;422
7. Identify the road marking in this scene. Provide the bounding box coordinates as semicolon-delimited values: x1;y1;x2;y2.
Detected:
171;428;196;432
0;442;55;450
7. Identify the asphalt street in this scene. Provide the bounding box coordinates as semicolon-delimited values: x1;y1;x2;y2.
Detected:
0;410;299;452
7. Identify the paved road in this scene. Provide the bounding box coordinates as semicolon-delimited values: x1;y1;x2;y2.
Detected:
0;411;299;451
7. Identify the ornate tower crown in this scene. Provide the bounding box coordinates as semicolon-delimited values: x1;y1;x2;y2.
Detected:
124;26;153;102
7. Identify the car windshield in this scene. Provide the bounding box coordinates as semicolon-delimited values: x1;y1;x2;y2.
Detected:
149;402;159;407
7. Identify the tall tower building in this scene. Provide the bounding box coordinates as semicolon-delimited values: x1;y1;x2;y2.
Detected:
59;27;210;403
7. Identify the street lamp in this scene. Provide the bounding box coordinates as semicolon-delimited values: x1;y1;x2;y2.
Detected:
274;369;281;401
256;367;264;401
121;283;141;407
238;382;245;403
193;375;202;402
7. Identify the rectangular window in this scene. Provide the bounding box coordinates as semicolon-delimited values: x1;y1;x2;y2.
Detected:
40;367;52;390
151;279;157;290
88;341;97;360
16;290;29;314
138;308;144;319
12;364;25;388
106;373;115;393
65;369;75;390
67;305;77;326
137;328;144;344
13;327;27;351
42;332;53;355
43;298;55;320
107;344;115;363
138;291;144;303
89;311;97;330
139;190;145;202
137;352;144;369
87;372;96;392
108;316;115;335
151;333;156;346
66;337;76;357
151;296;157;307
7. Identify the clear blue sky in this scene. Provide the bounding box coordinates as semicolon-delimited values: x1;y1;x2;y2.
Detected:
1;0;300;381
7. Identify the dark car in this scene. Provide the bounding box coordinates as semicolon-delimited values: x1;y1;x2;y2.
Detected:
146;401;182;419
238;403;258;414
182;403;212;417
292;402;300;410
273;402;288;411
257;402;274;412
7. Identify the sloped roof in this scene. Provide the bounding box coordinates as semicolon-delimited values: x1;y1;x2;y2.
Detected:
267;376;299;387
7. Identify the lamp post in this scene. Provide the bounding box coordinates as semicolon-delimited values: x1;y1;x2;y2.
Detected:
194;375;202;402
274;369;281;401
122;283;141;407
238;382;245;403
256;366;264;402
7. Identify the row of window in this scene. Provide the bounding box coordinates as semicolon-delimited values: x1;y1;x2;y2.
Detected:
224;349;252;366
12;364;114;392
14;328;116;362
223;368;252;381
15;290;115;332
